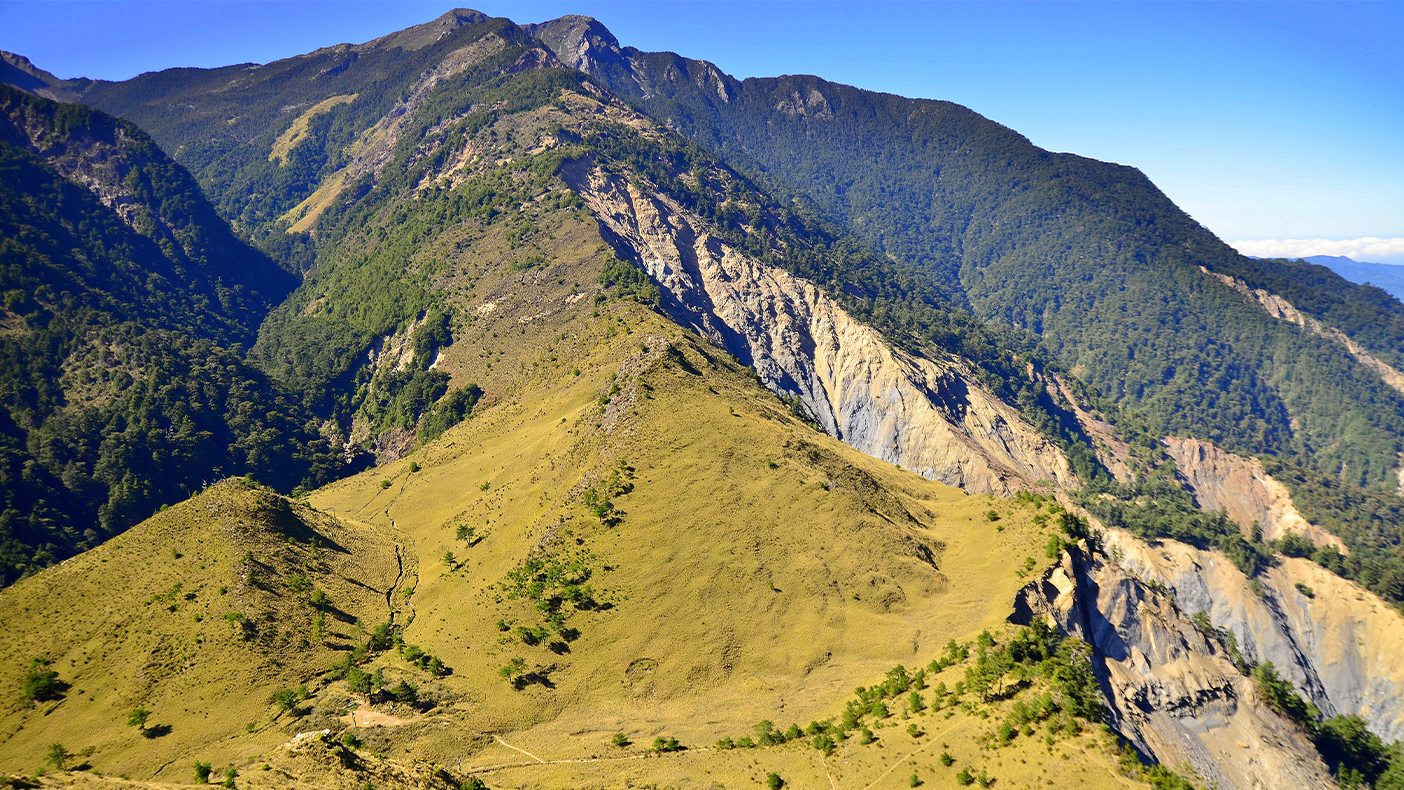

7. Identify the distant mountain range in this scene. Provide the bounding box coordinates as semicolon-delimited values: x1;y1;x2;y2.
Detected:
1302;255;1404;302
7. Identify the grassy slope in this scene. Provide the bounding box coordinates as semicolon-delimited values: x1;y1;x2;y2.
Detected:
0;297;1143;790
0;52;1143;789
298;293;1139;788
0;483;402;778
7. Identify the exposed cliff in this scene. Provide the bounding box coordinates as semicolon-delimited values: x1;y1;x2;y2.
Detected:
1165;436;1346;551
564;159;1078;495
1016;544;1337;790
1107;530;1404;744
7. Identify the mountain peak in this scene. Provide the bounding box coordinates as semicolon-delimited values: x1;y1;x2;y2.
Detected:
358;7;490;52
527;14;626;74
0;50;63;99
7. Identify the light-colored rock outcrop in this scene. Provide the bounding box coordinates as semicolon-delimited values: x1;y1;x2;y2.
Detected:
1053;375;1136;483
1016;545;1336;790
1106;530;1404;744
1203;266;1404;396
565;161;1077;494
1165;436;1345;552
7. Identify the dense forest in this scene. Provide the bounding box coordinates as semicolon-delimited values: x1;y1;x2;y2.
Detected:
0;86;337;582
559;44;1404;495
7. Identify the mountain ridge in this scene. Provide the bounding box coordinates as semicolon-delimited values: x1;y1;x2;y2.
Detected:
1;10;1403;789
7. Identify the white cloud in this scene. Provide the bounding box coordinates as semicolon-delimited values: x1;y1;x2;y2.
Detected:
1228;237;1404;265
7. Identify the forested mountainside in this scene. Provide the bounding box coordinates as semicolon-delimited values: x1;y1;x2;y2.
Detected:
2;9;1404;788
1;13;1113;484
526;17;1404;489
0;86;336;583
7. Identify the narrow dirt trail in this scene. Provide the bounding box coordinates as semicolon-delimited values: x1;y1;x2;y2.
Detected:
859;717;970;790
467;743;722;776
493;735;546;763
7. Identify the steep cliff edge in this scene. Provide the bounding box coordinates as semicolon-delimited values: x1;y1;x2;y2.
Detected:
1016;544;1336;790
1165;436;1346;552
564;159;1078;495
1107;530;1404;744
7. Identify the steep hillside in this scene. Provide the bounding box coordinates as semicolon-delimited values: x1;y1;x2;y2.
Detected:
529;17;1404;494
69;16;1101;494
0;86;333;583
0;480;402;779
0;290;1155;789
4;11;1404;788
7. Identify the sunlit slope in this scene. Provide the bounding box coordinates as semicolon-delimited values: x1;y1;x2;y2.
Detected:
0;484;402;778
0;264;1144;790
303;300;1140;788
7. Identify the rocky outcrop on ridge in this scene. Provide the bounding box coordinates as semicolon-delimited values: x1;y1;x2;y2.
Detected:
1015;544;1337;790
565;159;1077;495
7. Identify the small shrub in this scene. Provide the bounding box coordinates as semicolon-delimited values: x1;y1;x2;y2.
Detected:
766;773;783;790
408;462;420;473
341;732;363;750
194;761;213;783
499;657;527;686
46;743;70;770
651;736;682;752
221;768;238;789
387;681;418;703
907;722;922;738
611;732;630;747
127;707;151;730
270;686;308;713
380;480;391;490
940;752;955;767
956;768;975;786
910;774;923;787
21;659;62;702
985;510;1000;522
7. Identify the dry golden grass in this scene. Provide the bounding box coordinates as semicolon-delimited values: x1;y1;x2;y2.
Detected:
4;94;1149;790
269;94;357;164
0;485;402;779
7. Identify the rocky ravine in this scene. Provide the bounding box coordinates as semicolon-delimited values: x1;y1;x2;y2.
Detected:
565;160;1078;495
1016;543;1337;790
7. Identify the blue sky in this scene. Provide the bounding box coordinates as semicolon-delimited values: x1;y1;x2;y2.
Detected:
3;1;1401;261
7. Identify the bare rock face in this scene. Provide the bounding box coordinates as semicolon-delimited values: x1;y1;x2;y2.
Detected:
1015;545;1336;790
1107;530;1404;743
566;161;1077;495
1164;436;1345;551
